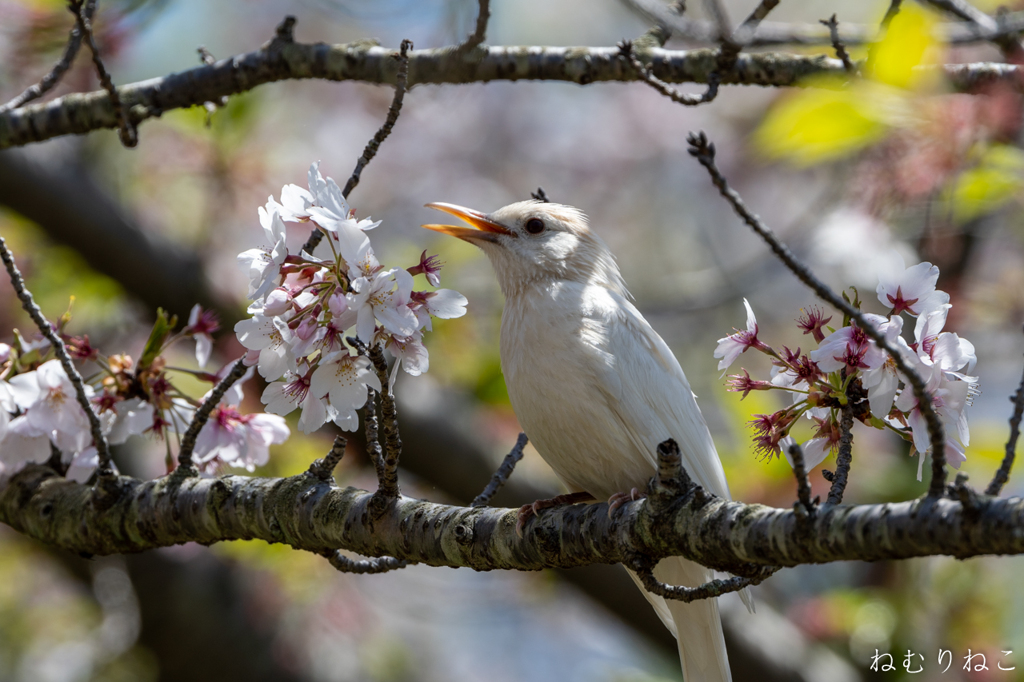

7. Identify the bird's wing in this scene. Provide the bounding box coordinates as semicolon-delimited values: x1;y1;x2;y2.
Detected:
590;291;732;499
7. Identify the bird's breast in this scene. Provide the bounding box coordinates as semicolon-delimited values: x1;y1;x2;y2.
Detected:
499;283;655;496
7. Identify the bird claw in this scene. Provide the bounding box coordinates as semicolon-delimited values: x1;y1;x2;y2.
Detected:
607;487;646;518
515;491;595;538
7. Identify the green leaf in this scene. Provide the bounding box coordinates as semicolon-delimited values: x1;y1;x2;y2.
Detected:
867;5;941;90
754;83;888;165
948;145;1024;223
139;308;177;371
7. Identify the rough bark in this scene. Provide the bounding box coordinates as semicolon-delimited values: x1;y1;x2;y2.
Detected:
2;463;1022;577
0;34;1018;150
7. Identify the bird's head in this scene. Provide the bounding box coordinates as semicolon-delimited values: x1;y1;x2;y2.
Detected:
422;200;627;297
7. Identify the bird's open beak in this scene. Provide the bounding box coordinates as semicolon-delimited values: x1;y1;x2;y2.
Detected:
422;202;511;243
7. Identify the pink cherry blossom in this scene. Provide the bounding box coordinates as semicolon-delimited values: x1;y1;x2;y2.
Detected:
714;299;766;371
193;405;289;473
7;360;92;453
184;304;220;369
876;254;949;317
309;352;380;431
238;206;288;301
262;371;330;435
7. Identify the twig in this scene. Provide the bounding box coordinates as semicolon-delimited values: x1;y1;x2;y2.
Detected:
301;39;412;255
633;0;687;49
531;188;550;202
631;556;777;602
324;550;408;574
821;14;856;73
986;349;1024;496
342;39;412;199
649;438;710;511
367;344;401;500
471;433;529;507
364;387;386;482
921;0;1023;55
176;357;248;470
458;0;491;52
348;337;402;504
309;436;347;481
787;441;814;513
880;0;904;30
702;0;733;41
0;237;112;474
70;0;136;148
686;131;949;497
733;0;781;45
0;0;95;114
618;41;719;106
826;404;855;505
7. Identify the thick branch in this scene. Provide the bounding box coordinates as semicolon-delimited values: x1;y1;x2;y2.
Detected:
0;35;1017;150
4;463;1024;576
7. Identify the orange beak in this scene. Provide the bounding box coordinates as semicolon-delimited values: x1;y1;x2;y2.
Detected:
422;202;511;243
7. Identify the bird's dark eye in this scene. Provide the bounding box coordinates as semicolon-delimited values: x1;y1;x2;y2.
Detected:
525;217;545;235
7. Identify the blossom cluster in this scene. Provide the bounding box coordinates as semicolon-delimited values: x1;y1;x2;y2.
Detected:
235;162;467;434
0;161;462;480
0;303;286;479
716;255;977;479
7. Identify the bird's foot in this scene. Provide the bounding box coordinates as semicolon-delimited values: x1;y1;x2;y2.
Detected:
607;487;647;518
515;491;595;537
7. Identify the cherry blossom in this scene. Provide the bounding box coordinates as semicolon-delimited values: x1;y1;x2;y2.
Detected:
876;254;949;316
894;362;970;478
237;205;288;301
716;249;976;478
309;351;380;431
7;360;92;454
386;331;430;384
262;371;331;435
234;315;296;381
796;306;832;343
193;405;289;473
408;251;444;287
184;304;220;369
714;299;767;371
409;289;469;331
349;268;418;342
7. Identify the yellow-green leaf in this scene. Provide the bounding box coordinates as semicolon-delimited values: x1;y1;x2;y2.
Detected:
948;145;1024;223
754;85;887;165
868;5;941;89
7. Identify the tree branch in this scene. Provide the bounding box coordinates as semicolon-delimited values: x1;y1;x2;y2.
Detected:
1;25;1018;150
4;460;1024;575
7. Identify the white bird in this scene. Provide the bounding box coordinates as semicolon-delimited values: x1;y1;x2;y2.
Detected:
423;200;749;682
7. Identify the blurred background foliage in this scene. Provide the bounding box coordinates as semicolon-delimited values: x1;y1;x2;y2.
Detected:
1;0;1024;679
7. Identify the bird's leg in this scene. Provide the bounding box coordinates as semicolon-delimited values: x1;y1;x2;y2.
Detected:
607;487;647;517
515;491;595;537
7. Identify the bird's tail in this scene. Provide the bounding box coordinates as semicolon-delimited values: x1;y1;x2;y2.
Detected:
626;556;731;682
